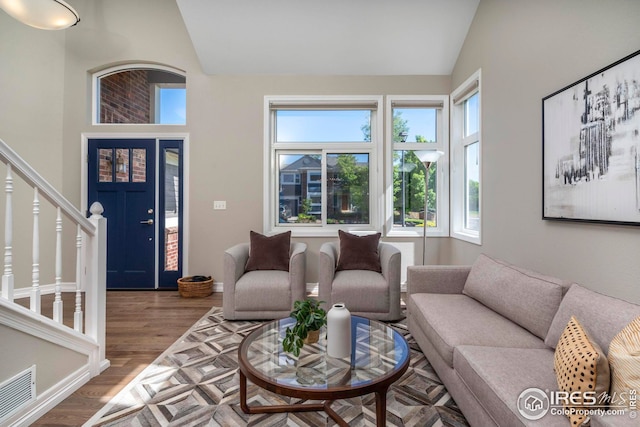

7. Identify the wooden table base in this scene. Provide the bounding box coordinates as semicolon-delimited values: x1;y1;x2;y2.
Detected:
239;370;388;427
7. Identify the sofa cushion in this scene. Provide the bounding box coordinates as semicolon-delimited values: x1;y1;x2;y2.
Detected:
408;293;548;368
336;230;382;272
462;254;567;340
245;230;291;271
554;316;610;426
235;270;291;311
608;315;640;408
545;284;640;355
331;270;389;313
454;346;566;427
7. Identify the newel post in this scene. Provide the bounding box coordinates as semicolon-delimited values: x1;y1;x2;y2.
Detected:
85;201;108;374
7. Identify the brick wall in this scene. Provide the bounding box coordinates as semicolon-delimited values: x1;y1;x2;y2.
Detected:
100;70;151;123
165;226;179;271
98;149;112;182
132;149;146;182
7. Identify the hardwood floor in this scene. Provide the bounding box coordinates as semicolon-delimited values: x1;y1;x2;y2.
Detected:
25;290;221;427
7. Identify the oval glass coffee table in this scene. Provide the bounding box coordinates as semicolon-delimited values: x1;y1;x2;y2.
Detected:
238;315;410;427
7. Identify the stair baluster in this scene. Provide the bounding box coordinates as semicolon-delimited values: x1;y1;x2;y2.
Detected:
2;164;13;300
53;207;63;323
74;224;83;333
30;187;40;314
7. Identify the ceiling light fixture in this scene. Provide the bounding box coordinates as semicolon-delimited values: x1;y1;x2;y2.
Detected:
0;0;80;30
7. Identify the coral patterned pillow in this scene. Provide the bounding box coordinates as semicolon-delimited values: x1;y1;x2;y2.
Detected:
554;316;610;426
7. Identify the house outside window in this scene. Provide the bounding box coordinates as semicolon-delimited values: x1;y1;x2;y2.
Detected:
265;96;382;236
451;70;481;244
385;96;449;237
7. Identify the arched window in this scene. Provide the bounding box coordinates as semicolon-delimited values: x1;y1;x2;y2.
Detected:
92;64;186;125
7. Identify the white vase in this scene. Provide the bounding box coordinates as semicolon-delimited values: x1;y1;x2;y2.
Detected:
327;303;351;358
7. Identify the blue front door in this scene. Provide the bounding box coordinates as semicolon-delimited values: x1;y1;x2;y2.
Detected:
88;138;156;289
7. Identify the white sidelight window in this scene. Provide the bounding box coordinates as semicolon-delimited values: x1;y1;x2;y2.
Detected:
385;96;449;237
451;70;481;244
264;96;383;236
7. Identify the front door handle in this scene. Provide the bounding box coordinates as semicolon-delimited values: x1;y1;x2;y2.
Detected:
140;219;154;225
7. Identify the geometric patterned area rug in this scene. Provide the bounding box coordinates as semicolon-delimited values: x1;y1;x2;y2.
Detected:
84;307;469;427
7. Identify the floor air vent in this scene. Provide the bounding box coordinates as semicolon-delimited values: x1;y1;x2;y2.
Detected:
0;365;36;424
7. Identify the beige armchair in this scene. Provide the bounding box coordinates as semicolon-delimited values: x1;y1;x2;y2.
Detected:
223;242;307;320
319;241;402;321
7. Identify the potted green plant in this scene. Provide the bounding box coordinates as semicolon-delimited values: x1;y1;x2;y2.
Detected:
282;299;327;357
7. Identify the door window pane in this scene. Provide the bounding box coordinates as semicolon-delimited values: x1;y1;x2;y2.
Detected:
98;149;113;182
465;142;480;231
164;148;180;271
132;149;146;182
278;154;322;224
327;153;369;224
115;149;129;182
393;108;437;143
276;110;371;142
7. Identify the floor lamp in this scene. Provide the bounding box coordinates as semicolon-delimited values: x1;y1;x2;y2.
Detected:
415;150;444;265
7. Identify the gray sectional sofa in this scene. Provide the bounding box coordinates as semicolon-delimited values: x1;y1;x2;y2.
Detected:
406;254;640;427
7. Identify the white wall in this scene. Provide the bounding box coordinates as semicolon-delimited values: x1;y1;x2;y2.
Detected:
5;0;639;302
449;0;640;302
0;9;66;290
0;324;86;394
57;0;452;284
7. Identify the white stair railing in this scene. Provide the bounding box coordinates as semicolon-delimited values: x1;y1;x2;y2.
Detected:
0;137;107;374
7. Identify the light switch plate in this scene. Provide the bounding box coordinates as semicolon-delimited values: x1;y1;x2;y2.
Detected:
213;200;226;210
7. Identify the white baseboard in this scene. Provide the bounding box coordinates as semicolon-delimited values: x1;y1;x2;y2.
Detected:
213;281;223;293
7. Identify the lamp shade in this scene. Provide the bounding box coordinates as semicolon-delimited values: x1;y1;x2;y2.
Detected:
415;150;444;164
0;0;80;30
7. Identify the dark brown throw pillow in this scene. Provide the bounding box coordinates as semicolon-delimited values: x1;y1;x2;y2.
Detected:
245;231;291;272
336;230;382;272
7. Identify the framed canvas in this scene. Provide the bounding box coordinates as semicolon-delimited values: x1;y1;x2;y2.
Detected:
543;49;640;226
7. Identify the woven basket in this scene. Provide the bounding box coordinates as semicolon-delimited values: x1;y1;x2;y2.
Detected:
177;276;213;298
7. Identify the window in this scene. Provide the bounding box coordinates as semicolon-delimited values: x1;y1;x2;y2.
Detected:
265;96;382;236
386;96;449;237
154;85;187;125
93;64;186;125
98;148;146;183
451;70;481;244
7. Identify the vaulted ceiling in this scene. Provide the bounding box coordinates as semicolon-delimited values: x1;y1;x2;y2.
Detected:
176;0;479;75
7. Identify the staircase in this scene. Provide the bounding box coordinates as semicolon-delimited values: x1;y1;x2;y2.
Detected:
0;138;107;426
